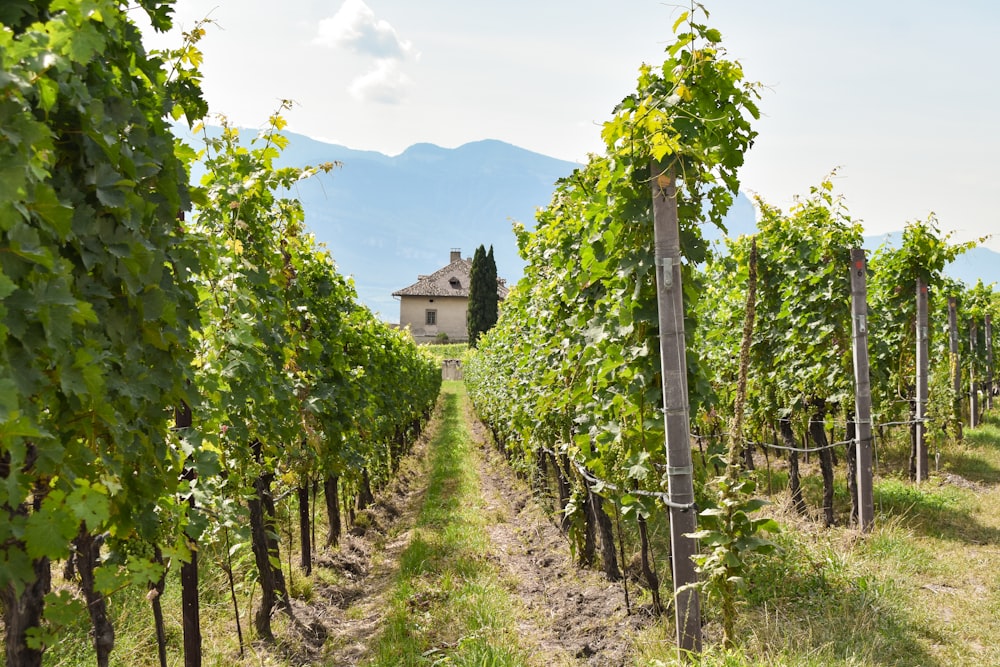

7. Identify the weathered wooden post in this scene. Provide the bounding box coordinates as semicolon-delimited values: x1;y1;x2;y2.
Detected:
176;211;202;667
987;314;994;411
915;280;929;482
175;402;202;667
849;250;874;531
970;318;979;428
650;161;701;657
948;297;962;439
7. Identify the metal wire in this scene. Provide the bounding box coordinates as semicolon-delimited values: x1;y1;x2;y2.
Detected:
532;407;952;510
690;416;933;454
537;445;698;511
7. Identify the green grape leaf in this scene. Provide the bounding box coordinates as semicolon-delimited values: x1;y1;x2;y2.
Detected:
23;496;77;561
67;480;110;530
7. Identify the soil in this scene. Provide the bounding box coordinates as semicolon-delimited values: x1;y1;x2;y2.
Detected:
464;402;656;667
312;435;429;666
308;392;659;666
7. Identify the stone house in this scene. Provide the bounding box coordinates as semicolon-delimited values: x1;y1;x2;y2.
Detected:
393;248;507;343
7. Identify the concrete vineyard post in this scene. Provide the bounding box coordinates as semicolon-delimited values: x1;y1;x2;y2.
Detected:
175;401;202;667
986;315;994;409
916;281;929;481
949;297;961;440
849;250;875;531
650;162;701;657
970;319;979;428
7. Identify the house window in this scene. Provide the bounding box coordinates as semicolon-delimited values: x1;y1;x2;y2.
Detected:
449;277;461;289
425;309;437;325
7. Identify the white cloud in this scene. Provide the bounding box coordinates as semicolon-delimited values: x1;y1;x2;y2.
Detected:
348;58;412;104
314;0;413;58
314;1;416;105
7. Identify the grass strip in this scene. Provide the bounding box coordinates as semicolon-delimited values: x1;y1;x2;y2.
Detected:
366;380;528;667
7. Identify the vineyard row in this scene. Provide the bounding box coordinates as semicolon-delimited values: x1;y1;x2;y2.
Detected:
1;6;440;665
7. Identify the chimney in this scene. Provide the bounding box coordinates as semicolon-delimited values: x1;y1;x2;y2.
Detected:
450;248;461;263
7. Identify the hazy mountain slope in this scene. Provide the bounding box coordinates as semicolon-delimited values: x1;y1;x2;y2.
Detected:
180;128;996;319
267;133;578;320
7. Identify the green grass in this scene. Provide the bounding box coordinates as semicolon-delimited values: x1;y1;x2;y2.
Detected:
633;409;1000;666
39;548;258;667
365;380;527;667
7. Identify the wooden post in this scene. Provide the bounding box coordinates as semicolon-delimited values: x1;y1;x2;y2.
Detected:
849;250;874;531
970;319;979;428
986;314;994;411
948;297;962;439
915;281;929;482
175;403;201;667
175;212;201;667
650;161;701;657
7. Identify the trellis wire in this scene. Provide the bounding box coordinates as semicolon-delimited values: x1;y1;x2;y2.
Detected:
535;411;955;513
537;444;698;511
690;416;933;454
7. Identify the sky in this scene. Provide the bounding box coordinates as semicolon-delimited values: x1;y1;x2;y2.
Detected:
141;0;1000;251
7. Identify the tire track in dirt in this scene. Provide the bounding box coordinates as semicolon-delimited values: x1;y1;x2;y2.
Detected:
462;398;656;667
314;418;433;666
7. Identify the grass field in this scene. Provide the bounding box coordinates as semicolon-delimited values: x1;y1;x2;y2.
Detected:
366;380;529;666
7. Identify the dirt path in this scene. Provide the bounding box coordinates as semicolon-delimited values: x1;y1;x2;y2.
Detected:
463;398;652;666
315;384;656;666
315;434;430;665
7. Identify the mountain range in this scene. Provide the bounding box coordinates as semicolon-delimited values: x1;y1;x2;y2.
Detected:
186;129;998;320
225;131;575;321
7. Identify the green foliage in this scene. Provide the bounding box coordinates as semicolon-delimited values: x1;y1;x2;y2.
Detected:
1;6;440;660
740;176;862;418
867;214;982;419
1;0;205;602
964;279;995;381
467;244;498;347
927;354;961;447
690;237;778;648
466;14;997;653
484;245;499;330
187;105;441;607
466;5;761;642
468;3;758;470
687;474;778;645
424;342;468;363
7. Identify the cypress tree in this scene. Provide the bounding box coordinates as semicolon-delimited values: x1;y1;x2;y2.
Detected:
468;244;500;346
467;245;487;345
484;245;499;331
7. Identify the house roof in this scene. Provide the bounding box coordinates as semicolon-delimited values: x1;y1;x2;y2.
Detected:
392;255;510;299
